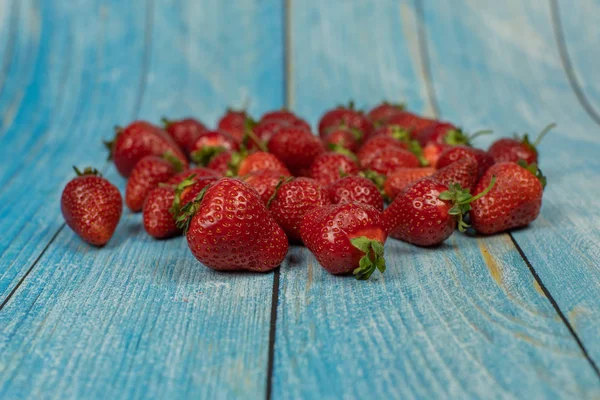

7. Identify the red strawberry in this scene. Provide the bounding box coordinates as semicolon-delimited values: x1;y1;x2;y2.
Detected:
324;127;362;152
384;177;495;246
217;109;250;141
367;102;406;125
167;167;219;185
488;123;555;165
104;121;187;178
161;117;208;156
357;135;409;166
242;170;286;204
190;131;240;166
260;109;311;131
384;111;437;134
268;177;330;241
251;120;286;150
143;186;180;239
125;153;183;212
361;147;421;176
207;151;233;176
179;178;288;272
301;203;387;279
327;176;384;211
416;122;491;147
436;146;495;178
383;167;436;200
471;161;545;234
318;102;374;139
235;151;291;177
267;126;325;176
431;157;479;192
309;153;360;186
359;129;427;166
422;142;449;167
61;167;122;246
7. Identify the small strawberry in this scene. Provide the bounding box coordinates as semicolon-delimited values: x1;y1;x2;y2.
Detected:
384;111;437;134
234;151;291;177
431;157;479;192
309;152;360;186
383;167;436;200
260;109;311;131
361;147;421;176
125;153;183;212
488;123;555;165
436;146;495;178
167;166;219;185
327;176;384;211
301;203;387;279
207;151;233;176
104;121;187;178
367;101;406;125
384;177;495;246
242;170;286;204
161;117;208;156
251;120;286;149
267;177;330;242
217;108;251;141
318;102;374;139
143;185;180;239
324;127;362;152
415;122;491;147
471;161;545;234
267;126;325;176
357;135;409;166
61;167;122;246
363;127;427;165
178;178;288;272
190;131;240;166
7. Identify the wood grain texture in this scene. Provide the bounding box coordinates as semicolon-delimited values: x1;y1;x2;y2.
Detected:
0;0;283;398
421;0;600;366
273;0;600;397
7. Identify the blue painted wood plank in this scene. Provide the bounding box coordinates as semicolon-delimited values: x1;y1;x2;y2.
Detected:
273;0;600;397
0;1;283;398
421;0;600;366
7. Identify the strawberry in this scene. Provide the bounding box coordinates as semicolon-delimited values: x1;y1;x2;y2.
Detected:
431;157;479;192
422;142;450;167
125;153;183;212
190;131;240;166
318;102;374;139
357;135;409;166
384;111;437;134
242;170;286;204
161;117;208;156
178;178;288;272
436;146;495;178
170;176;219;218
488;123;555;164
143;185;180;239
471;161;545;234
217;109;251;141
309;153;360;186
324;127;362;153
251;120;286;149
260;109;311;131
384;177;495;246
301;203;387;279
267;177;330;242
383;167;435;200
361;147;421;176
167;166;219;185
365;127;427;165
234;151;291;177
207;151;233;176
267;126;325;176
327;176;384;211
415;122;491;147
367;102;406;125
104;121;187;178
61;167;122;246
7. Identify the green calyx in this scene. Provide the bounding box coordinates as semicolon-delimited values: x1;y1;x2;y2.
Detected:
169;174;197;217
517;123;556;155
191;146;226;166
408;140;429;167
162;151;184;172
327;143;358;161
350;236;386;280
517;160;547;189
73;166;102;177
438;176;497;232
388;126;411;142
160;116;173;129
444;128;492;147
175;184;211;233
359;170;386;195
103;125;123;160
266;176;294;208
225;149;247;177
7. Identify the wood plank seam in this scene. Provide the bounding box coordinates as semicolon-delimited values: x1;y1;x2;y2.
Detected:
0;0;18;101
548;0;600;126
0;0;156;310
266;268;280;400
416;0;600;380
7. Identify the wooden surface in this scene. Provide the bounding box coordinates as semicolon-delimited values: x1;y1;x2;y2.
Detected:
1;0;599;399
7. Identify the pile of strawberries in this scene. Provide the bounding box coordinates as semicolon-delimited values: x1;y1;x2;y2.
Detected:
61;102;552;280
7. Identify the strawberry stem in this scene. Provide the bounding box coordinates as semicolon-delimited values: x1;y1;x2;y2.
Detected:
162;151;184;172
350;236;386;280
439;176;496;232
161;117;173;128
469;129;493;141
533;123;556;146
73;166;101;177
266;176;294;207
169;174;197;217
175;184;211;233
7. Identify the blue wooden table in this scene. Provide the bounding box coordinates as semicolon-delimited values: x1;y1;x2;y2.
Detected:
1;1;599;398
